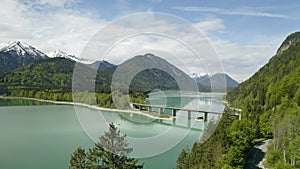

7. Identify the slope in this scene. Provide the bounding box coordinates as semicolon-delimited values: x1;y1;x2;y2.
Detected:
176;32;300;169
0;53;202;97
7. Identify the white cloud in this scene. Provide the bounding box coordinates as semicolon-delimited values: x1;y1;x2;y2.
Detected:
0;0;107;55
23;0;80;9
210;37;277;82
193;18;225;33
80;14;225;76
95;15;278;82
0;1;280;82
172;6;289;19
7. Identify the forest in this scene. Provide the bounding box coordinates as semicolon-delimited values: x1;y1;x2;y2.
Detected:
0;57;156;108
176;32;300;168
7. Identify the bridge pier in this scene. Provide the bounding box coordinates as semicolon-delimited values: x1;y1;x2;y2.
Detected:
159;108;163;114
187;119;191;128
204;112;208;122
172;109;177;117
131;103;223;120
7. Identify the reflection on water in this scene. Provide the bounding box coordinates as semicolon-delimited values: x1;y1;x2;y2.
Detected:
0;98;56;106
0;93;225;169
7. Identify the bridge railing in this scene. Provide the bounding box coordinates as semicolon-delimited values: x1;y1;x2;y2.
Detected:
130;103;223;122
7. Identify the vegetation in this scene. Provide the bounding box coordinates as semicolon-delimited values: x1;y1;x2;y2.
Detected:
158;113;171;118
0;56;197;107
0;57;146;108
176;32;300;168
69;123;143;169
176;108;244;169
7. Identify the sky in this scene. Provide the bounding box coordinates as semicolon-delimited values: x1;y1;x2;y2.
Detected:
1;0;300;82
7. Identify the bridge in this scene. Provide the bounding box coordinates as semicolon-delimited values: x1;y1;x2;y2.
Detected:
131;103;223;122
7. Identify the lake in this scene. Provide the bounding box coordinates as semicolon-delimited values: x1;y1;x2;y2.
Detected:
0;92;225;169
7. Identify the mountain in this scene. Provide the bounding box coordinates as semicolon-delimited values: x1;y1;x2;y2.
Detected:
0;57;76;89
227;32;300;108
189;72;209;83
0;53;202;95
190;72;239;89
226;32;300;168
88;60;115;71
111;53;199;93
48;50;93;64
0;41;48;73
49;50;114;70
176;32;300;168
202;73;239;89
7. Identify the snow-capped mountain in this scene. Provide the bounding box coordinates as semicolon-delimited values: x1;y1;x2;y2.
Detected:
0;41;48;73
189;72;210;83
48;50;94;64
0;41;48;59
189;72;208;79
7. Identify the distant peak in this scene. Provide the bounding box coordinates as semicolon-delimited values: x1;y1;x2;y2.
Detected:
48;49;72;58
0;40;48;59
15;41;21;45
0;41;40;50
189;72;208;78
0;41;26;50
48;49;93;64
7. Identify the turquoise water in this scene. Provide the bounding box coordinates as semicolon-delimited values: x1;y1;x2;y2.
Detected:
0;93;225;169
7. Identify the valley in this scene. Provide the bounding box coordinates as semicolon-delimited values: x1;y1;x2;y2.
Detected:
1;1;299;168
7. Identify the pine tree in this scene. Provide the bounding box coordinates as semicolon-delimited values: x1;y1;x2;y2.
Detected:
176;148;188;169
70;147;87;169
99;123;133;157
97;122;142;169
69;123;143;169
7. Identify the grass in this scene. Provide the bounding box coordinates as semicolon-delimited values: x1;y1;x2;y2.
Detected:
159;114;172;118
138;109;172;119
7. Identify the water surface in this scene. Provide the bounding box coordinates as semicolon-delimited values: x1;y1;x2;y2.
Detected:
0;93;224;169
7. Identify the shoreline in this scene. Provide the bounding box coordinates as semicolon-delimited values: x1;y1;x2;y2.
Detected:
0;96;174;120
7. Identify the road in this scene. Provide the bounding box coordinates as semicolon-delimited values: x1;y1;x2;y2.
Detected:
245;139;271;169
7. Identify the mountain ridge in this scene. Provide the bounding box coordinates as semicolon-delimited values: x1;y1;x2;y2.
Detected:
0;41;114;73
0;53;203;95
114;53;199;92
0;41;48;59
0;41;49;73
190;72;239;89
48;49;94;64
176;31;300;169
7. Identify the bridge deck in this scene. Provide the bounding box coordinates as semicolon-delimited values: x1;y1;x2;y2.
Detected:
131;103;223;115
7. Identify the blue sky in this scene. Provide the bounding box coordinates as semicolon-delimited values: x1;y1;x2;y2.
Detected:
76;0;299;44
1;0;300;81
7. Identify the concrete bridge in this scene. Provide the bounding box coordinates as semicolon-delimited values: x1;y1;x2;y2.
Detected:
131;103;223;122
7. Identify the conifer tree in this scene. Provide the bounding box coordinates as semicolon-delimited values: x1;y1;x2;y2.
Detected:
69;123;143;169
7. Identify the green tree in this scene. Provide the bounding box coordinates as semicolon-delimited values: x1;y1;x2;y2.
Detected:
70;147;87;169
99;123;133;157
176;148;188;169
69;123;143;169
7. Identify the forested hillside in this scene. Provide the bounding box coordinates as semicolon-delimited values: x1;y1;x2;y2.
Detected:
0;54;203;107
176;32;300;168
